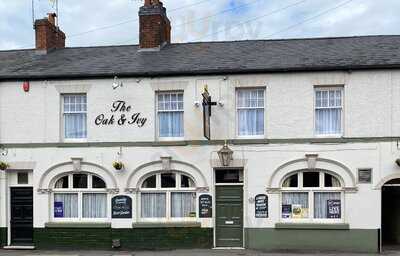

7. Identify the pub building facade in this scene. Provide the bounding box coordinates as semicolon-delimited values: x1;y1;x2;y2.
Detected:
1;1;400;253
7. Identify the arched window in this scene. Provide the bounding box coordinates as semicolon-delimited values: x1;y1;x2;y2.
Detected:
140;172;196;220
53;173;107;220
281;170;343;221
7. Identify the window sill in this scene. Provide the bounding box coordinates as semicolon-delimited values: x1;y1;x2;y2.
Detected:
132;222;201;228
45;222;111;228
275;223;349;230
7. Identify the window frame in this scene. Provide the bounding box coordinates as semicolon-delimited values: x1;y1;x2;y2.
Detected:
314;86;344;137
52;173;109;222
156;91;185;141
235;87;266;138
139;172;197;222
280;171;344;223
61;93;88;142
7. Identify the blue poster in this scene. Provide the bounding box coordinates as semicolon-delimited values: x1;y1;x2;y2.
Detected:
54;201;64;218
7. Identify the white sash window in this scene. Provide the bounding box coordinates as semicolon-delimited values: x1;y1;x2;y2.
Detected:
63;94;87;139
315;87;343;136
281;171;343;222
53;173;107;221
236;88;265;136
157;92;184;138
140;172;196;221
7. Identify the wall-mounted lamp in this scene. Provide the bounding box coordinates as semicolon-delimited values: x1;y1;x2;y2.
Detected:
217;142;233;166
112;76;123;90
222;76;228;81
136;79;142;84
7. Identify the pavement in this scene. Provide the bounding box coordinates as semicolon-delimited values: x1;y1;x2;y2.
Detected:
0;249;400;256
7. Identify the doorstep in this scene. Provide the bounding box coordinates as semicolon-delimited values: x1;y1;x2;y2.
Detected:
3;245;35;250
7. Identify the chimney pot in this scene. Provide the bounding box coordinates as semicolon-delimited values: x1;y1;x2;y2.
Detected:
47;13;57;25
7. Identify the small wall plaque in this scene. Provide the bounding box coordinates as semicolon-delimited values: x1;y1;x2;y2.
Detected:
358;169;372;184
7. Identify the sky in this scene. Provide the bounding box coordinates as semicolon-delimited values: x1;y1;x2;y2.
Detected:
0;0;399;50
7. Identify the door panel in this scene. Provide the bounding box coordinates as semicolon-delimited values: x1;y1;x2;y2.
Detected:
215;186;243;247
10;187;33;245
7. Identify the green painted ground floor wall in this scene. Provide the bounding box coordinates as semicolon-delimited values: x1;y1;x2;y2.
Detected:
2;226;378;252
0;228;6;247
33;227;213;250
245;228;379;253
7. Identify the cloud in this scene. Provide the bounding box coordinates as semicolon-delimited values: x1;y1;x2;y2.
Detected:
0;0;399;50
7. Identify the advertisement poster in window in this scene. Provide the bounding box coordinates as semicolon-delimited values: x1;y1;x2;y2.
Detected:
54;201;64;218
112;195;132;219
292;204;304;218
327;199;341;219
255;194;268;218
282;204;292;218
199;194;212;218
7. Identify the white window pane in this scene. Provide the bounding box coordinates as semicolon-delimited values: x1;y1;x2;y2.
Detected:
324;173;341;187
282;174;298;187
92;176;106;189
83;193;107;218
73;174;88;188
282;192;309;219
181;175;195;188
64;113;87;139
55;176;69;189
335;90;342;106
159;112;183;137
329;90;335;106
315;109;341;135
238;109;264;136
314;192;341;219
141;193;166;218
171;192;196;218
161;173;176;188
142;175;156;188
321;91;328;107
54;193;78;218
316;91;322;107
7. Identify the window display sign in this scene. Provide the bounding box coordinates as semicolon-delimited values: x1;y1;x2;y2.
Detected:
282;204;292;219
112;195;132;219
54;201;64;218
199;194;212;218
255;194;268;218
327;199;341;219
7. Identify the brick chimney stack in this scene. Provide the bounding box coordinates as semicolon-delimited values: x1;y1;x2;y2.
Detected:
34;13;66;52
139;0;171;50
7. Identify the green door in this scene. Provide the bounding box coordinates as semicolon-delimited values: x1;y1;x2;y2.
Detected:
215;185;243;247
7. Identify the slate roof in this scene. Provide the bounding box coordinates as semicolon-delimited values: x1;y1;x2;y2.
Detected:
1;35;400;80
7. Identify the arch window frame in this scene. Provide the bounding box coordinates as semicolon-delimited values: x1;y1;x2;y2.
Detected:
280;170;345;223
139;171;197;222
51;172;109;222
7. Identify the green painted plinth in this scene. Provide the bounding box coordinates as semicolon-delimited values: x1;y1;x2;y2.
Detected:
0;227;6;247
245;228;378;253
34;227;213;250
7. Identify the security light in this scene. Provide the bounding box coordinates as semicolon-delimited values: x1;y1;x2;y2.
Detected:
112;76;123;90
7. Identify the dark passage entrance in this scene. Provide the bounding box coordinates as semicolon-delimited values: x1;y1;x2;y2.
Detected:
10;187;33;245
